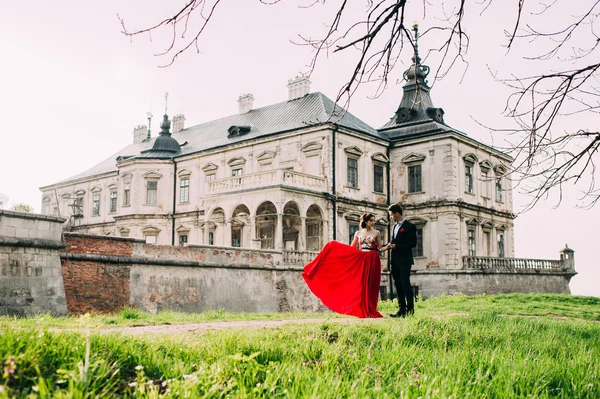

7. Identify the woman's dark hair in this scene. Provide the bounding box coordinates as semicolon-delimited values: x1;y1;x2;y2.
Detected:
387;203;403;215
360;213;375;229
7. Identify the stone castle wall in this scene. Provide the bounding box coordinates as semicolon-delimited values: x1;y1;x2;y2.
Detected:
0;210;67;316
61;233;324;315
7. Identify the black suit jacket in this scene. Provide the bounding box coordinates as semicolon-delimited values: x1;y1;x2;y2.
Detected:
390;220;417;268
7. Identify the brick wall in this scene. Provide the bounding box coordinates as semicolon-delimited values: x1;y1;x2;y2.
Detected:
64;234;134;256
61;234;136;314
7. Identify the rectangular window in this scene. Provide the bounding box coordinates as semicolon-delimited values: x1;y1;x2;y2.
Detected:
180;178;190;203
109;191;117;213
468;229;476;256
259;224;274;249
232;168;243;186
374;164;384;193
146;181;158;205
232;227;242;247
348;223;359;245
92;195;100;216
347;158;358;188
481;171;490;198
145;235;157;245
206;173;216;181
496;178;503;202
497;232;505;258
208;231;214;246
307;223;321;251
408;165;422;193
465;164;473;193
178;234;188;246
73;198;83;216
483;231;491;256
412;228;424;257
123;183;131;206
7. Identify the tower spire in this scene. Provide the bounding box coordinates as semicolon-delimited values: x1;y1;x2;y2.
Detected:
412;23;421;66
379;23;445;130
164;92;169;115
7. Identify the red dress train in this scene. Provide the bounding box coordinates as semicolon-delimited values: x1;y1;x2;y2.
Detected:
302;241;383;318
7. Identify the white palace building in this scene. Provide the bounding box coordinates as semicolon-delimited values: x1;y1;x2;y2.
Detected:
40;40;576;299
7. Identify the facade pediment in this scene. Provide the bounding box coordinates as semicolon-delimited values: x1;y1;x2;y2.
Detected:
142;226;161;234
371;152;389;163
479;160;493;170
344;145;364;158
344;212;362;222
402;152;426;164
375;217;389;226
256;150;276;165
74;190;86;196
466;218;480;226
91;186;102;193
107;184;118;190
202;162;219;172
227;157;247;167
176;225;190;233
142;171;163;179
177;168;192;177
302;142;323;155
42;196;51;203
61;193;72;199
463;153;478;164
494;164;507;176
481;221;494;230
407;216;428;225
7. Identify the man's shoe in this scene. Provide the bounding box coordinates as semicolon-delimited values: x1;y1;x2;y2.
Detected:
406;309;414;316
390;310;406;318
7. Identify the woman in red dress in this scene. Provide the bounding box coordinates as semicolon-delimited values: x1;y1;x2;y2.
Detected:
302;213;392;318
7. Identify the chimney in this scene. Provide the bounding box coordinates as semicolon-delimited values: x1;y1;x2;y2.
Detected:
172;114;186;133
238;94;254;114
287;76;311;100
133;125;147;144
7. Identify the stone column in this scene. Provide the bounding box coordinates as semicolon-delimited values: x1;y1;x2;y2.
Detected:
204;222;210;245
276;213;284;250
300;216;307;251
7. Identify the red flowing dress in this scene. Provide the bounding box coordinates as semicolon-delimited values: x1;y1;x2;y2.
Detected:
302;238;383;318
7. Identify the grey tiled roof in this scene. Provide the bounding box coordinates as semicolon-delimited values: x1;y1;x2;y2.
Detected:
45;92;384;187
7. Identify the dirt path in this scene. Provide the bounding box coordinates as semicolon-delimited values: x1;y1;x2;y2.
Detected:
53;317;384;336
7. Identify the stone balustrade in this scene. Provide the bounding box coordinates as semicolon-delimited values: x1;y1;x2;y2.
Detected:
463;256;569;272
207;170;327;194
282;250;319;265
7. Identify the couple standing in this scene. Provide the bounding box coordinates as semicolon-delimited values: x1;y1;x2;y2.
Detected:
302;204;417;318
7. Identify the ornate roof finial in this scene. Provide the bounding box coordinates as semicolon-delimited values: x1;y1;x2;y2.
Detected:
164;92;169;115
412;23;421;65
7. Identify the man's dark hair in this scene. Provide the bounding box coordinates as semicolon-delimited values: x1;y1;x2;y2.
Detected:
388;203;403;215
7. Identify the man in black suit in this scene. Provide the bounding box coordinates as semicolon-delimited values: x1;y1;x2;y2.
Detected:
388;203;417;318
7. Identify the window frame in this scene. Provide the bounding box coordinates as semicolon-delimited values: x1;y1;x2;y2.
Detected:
407;164;422;193
180;178;190;203
465;164;474;194
347;157;358;188
109;190;118;213
146;180;158;205
92;194;100;217
373;164;384;193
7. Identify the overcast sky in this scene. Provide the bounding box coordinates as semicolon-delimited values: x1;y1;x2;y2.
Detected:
1;1;597;296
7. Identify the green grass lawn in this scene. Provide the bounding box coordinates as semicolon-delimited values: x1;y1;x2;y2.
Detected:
0;294;599;398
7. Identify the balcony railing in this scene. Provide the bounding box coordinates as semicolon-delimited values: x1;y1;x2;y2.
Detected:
282;250;319;265
206;170;327;195
463;256;567;271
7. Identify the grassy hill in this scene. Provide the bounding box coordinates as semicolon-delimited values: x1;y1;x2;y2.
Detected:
0;294;598;398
